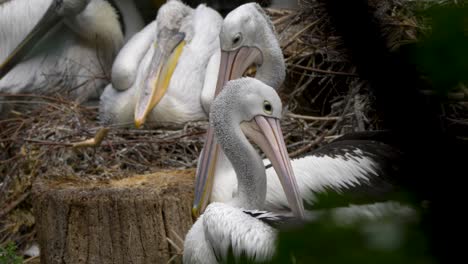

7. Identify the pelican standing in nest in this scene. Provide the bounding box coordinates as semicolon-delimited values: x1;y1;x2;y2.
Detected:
0;0;144;112
184;77;304;264
98;0;223;127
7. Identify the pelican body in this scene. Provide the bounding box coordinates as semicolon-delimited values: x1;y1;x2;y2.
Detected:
184;78;304;264
99;0;223;127
0;0;144;112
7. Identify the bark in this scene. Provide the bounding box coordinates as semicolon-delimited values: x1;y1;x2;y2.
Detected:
32;170;195;264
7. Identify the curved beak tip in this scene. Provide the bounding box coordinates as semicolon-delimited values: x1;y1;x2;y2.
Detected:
134;118;144;129
192;206;200;218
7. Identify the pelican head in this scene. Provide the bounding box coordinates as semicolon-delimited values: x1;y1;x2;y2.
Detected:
154;0;192;32
216;3;285;96
195;77;304;218
134;0;192;127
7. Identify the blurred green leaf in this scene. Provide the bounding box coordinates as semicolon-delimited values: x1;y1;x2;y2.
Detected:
272;217;434;264
268;190;434;264
0;242;23;264
411;4;468;93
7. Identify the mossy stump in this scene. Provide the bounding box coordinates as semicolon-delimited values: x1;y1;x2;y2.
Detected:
32;170;195;264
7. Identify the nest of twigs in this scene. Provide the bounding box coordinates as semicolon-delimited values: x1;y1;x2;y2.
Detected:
1;0;466;258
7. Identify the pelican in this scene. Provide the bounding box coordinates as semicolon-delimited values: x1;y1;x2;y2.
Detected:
190;2;289;214
183;77;304;264
184;78;416;263
0;0;144;112
98;0;223;127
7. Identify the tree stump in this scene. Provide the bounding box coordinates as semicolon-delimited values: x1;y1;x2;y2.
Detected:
32;170;195;264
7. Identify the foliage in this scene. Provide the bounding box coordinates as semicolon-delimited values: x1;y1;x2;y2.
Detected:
272;213;434;264
269;2;467;263
409;3;468;94
0;242;23;264
268;190;432;264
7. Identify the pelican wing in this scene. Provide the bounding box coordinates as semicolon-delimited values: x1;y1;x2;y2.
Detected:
264;137;403;213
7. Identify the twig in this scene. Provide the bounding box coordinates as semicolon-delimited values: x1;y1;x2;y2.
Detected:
0;191;30;218
273;13;295;26
325;135;343;140
288;82;359;157
281;21;319;50
166;237;182;253
0;93;80;106
289;131;328;158
264;8;294;16
72;127;109;148
354;94;365;131
23;255;40;263
22;139;72;146
287;63;359;77
171;229;185;247
287;113;340;121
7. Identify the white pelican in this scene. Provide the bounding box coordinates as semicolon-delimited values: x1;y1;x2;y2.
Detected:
183;77;305;264
0;0;143;112
191;2;290;215
189;2;289;215
98;0;223;127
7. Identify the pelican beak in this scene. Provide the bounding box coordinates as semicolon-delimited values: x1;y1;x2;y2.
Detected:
134;29;185;128
215;46;263;95
0;0;64;79
192;127;219;218
192;47;264;218
242;116;305;219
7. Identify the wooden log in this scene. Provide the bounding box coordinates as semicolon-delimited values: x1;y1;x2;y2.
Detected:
32;170;195;264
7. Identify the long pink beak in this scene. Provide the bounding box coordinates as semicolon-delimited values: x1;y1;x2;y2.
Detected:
192;47;263;218
249;116;305;219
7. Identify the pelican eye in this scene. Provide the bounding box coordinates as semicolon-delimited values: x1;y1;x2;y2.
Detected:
263;100;273;114
232;33;242;45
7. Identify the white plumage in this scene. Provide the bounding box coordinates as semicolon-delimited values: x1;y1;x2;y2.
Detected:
211;146;384;213
185;78;415;263
0;0;143;111
99;0;223;127
219;2;285;89
184;78;304;264
184;203;278;263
